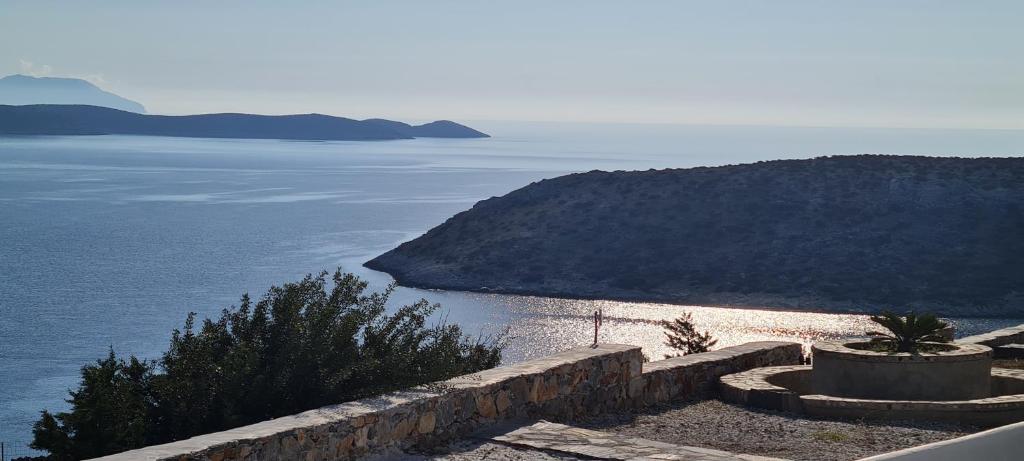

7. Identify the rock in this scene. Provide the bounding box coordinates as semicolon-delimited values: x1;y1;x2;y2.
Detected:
476;393;497;419
495;391;512;414
418;411;437;433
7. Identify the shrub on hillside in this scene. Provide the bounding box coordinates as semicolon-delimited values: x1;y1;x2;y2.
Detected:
31;270;503;460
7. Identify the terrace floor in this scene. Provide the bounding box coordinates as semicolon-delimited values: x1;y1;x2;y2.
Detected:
399;419;781;460
578;399;975;461
398;398;976;461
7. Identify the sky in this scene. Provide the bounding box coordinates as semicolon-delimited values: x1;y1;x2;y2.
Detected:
1;1;1022;128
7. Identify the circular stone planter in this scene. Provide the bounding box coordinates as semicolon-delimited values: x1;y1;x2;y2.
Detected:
811;341;992;401
720;366;1024;427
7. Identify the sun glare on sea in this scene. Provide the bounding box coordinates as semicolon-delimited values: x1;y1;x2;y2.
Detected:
465;295;1010;363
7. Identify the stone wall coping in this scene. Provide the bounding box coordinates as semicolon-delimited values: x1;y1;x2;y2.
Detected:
643;341;799;373
719;365;809;393
812;340;992;363
958;324;1024;347
445;343;640;387
91;343;640;461
993;367;1024;379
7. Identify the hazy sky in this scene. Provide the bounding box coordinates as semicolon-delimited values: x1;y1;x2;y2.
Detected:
2;1;1022;128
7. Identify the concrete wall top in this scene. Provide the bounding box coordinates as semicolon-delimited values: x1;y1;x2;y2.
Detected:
856;420;1024;461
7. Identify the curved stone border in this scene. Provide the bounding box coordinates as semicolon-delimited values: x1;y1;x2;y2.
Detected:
720;366;1024;427
992;367;1024;395
720;365;809;413
812;341;992;363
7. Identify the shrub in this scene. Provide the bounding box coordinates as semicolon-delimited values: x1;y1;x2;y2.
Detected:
661;312;717;358
31;270;503;459
866;311;949;353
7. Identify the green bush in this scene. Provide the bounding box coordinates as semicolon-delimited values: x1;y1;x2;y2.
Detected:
32;270;503;460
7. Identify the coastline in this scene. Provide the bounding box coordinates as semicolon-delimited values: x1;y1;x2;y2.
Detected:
364;157;1024;321
362;261;1024;319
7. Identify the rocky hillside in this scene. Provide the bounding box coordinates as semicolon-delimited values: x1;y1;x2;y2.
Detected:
366;156;1024;316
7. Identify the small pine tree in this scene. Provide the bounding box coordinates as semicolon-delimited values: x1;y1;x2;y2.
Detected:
662;312;717;358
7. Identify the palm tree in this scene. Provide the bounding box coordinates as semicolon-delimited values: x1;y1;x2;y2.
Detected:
866;311;950;353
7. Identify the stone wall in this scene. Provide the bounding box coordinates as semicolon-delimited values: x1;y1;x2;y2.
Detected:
94;344;640;461
639;341;803;405
92;341;800;461
959;324;1024;348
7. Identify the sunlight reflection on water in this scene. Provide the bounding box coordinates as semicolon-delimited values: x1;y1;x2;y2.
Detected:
449;294;1021;363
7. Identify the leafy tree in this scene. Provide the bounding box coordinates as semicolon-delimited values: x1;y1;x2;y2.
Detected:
661;312;717;358
31;352;154;460
866;311;949;353
32;270;503;459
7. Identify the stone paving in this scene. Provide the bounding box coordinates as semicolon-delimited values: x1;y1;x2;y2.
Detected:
380;440;583;460
490;421;787;461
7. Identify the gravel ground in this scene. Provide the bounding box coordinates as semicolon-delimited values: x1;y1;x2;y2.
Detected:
579;399;976;461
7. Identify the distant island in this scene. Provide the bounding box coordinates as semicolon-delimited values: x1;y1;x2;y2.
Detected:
367;155;1024;317
0;104;489;141
0;74;146;113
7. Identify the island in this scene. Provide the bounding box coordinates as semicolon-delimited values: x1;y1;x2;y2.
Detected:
0;74;147;113
0;104;489;141
366;155;1024;317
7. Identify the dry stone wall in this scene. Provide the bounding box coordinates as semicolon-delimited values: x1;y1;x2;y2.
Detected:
640;341;803;405
92;341;800;461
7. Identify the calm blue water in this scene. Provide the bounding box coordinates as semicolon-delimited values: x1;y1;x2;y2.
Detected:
2;122;1023;456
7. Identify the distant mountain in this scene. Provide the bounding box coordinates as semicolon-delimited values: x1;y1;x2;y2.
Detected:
0;74;146;113
367;156;1024;317
364;118;490;138
0;104;490;141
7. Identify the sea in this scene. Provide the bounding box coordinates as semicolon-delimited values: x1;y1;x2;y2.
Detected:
2;121;1023;456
